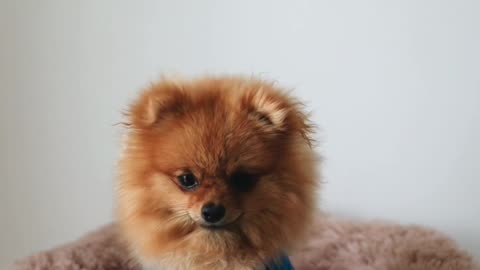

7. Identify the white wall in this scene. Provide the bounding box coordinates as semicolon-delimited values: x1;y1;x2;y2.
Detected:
1;0;479;267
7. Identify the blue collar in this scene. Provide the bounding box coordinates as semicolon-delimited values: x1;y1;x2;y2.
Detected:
265;255;295;270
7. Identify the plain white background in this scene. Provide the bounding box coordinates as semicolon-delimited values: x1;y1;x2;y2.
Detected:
1;0;479;268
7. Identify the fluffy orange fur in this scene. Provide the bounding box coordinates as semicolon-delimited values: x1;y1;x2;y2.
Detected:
117;76;319;270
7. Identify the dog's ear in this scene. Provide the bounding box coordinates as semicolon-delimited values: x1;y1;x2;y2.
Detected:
242;86;314;145
126;80;188;129
243;88;288;130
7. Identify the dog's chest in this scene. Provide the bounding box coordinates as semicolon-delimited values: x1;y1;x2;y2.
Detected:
139;252;294;270
141;257;266;270
143;264;265;270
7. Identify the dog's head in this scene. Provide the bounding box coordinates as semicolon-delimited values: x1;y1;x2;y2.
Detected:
118;77;318;268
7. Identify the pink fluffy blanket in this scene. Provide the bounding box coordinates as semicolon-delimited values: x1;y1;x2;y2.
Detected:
12;216;478;270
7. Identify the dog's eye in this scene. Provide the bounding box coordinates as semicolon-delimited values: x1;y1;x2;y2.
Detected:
177;173;199;191
230;171;259;193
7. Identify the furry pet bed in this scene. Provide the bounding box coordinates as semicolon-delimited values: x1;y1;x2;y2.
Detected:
12;216;478;270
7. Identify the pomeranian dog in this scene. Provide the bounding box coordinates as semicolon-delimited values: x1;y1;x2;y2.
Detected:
117;76;318;270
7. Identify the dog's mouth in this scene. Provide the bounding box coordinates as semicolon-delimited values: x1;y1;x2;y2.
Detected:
199;212;244;230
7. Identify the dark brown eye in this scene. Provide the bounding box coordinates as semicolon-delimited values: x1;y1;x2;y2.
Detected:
177;173;198;191
230;171;259;192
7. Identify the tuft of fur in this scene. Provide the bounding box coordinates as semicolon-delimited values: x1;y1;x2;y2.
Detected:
117;76;319;270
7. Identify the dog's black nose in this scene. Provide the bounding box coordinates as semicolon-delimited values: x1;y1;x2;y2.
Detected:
201;203;226;224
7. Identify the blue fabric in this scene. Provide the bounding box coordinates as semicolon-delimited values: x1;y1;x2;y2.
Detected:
265;255;295;270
